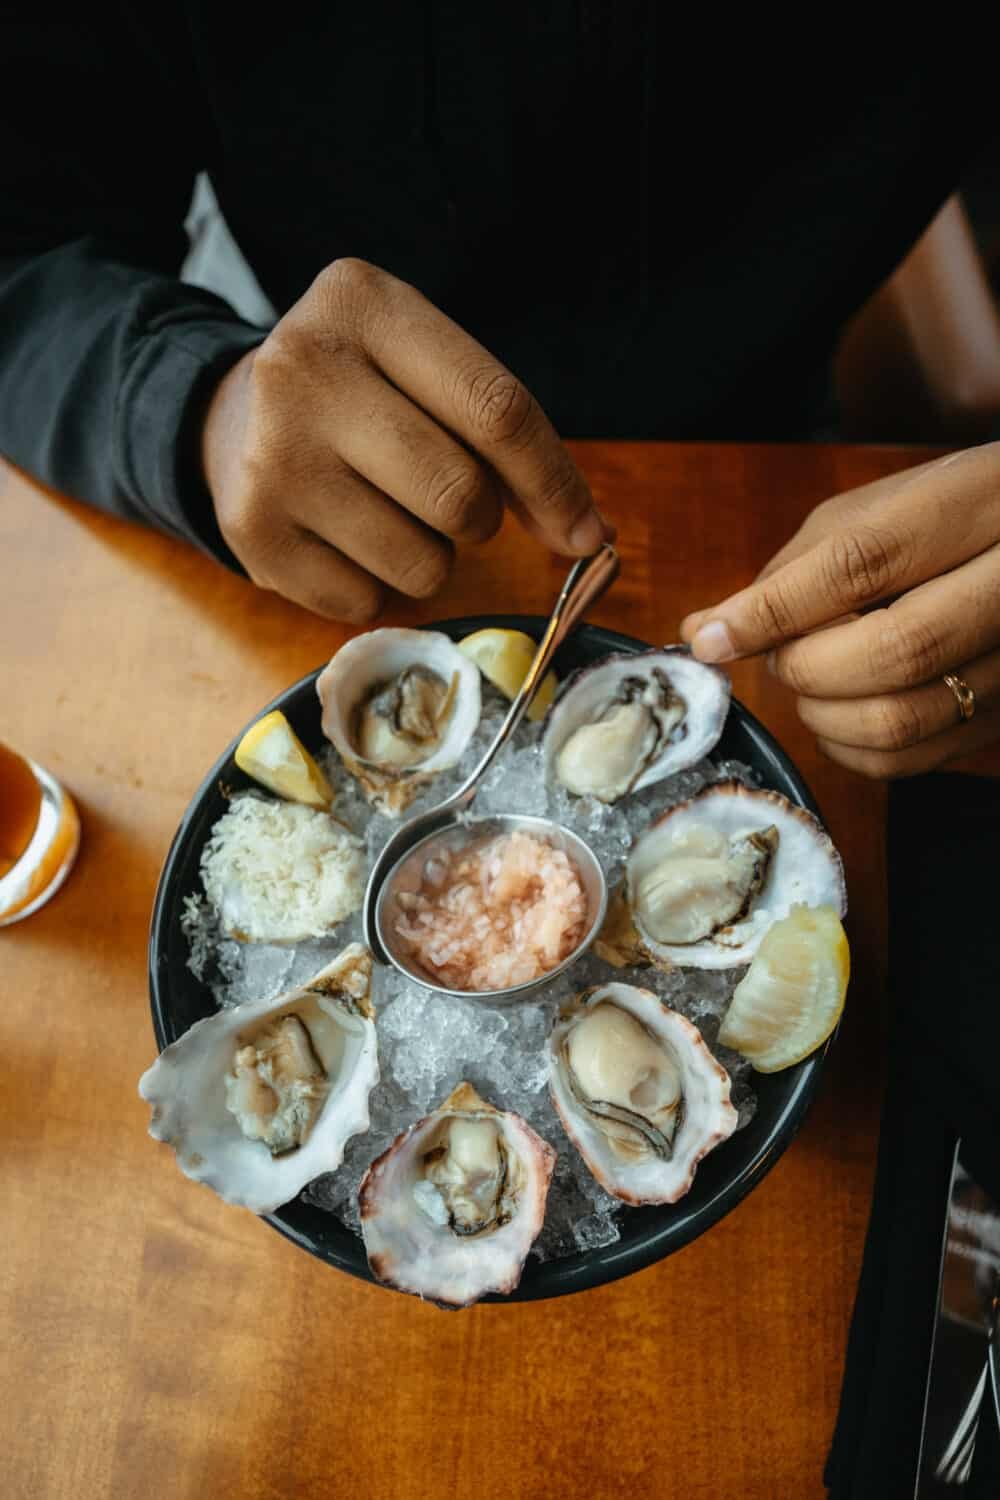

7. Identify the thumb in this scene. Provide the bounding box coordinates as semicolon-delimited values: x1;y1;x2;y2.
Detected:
679;523;901;662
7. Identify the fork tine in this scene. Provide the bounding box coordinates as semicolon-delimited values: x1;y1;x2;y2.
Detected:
940;1416;980;1484
934;1366;987;1482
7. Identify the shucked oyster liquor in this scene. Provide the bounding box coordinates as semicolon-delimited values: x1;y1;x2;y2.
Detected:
139;944;378;1214
600;782;846;971
542;648;730;803
548;982;737;1204
317;628;480;815
359;1082;555;1307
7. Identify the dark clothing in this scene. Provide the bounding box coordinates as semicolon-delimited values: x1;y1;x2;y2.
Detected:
0;8;991;564
826;774;1000;1499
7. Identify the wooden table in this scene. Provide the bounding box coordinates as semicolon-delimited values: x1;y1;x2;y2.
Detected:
0;442;963;1499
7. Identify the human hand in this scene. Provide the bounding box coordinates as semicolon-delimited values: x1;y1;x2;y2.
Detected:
679;445;1000;778
202;258;611;621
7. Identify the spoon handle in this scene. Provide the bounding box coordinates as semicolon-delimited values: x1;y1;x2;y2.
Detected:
453;543;620;805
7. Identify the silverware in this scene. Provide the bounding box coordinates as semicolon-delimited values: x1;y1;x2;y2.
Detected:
916;1148;1000;1494
935;1367;987;1486
361;543;619;980
989;1294;1000;1439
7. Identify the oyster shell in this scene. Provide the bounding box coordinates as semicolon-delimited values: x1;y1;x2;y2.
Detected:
317;629;481;815
359;1082;555;1307
138;944;378;1213
612;782;846;970
542;648;730;803
548;982;737;1204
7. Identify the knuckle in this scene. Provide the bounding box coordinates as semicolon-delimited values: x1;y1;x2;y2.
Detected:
465;367;535;446
218;488;271;557
309;259;385;344
869;615;941;688
317;256;383;304
424;459;489;534
778;649;819;696
249;327;353;427
534;460;585;517
749;580;799;642
825;526;904;606
866;695;925;752
237;526;302;595
393;543;453;599
249;329;303;397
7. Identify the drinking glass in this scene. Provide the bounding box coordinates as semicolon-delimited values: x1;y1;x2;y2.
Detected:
0;742;80;926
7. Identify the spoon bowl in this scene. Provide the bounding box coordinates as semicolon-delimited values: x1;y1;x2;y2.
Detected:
373;812;608;1003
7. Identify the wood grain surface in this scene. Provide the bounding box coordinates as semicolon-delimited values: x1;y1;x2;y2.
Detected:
0;443;962;1500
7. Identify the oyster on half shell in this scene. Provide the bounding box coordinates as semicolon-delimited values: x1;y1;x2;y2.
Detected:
600;782;846;971
548;982;737;1204
359;1082;555;1307
317;628;481;815
139;944;378;1214
542;648;730;803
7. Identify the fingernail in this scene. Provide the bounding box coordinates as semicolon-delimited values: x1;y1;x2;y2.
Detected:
766;650;777;676
691;620;736;663
568;511;607;554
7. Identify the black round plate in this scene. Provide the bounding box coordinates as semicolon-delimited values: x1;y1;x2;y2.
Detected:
148;618;832;1301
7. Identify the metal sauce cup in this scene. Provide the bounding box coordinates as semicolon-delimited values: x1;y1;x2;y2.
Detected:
373;813;608;1004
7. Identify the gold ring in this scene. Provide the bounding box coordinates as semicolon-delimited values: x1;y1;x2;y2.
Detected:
942;672;976;723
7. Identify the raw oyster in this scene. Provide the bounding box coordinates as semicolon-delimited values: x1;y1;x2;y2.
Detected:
359;1082;555;1307
139;944;378;1213
317;628;481;815
548;982;737;1204
542;648;730;802
606;782;845;971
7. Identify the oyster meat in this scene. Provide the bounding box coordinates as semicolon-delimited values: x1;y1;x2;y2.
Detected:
359;1082;555;1306
608;782;846;970
633;822;779;946
548;982;737;1204
355;664;456;769
226;1012;327;1154
139;944;378;1213
542;648;730;803
317;628;481;815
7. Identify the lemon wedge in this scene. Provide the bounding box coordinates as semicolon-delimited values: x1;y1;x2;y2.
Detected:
717;904;849;1072
234;710;333;808
458;628;558;722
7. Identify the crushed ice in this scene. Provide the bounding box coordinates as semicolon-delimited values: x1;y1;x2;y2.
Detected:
181;685;760;1262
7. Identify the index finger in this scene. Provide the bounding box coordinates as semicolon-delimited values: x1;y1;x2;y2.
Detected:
679;525;907;662
334;259;612;556
753;453;956;584
679;445;1000;661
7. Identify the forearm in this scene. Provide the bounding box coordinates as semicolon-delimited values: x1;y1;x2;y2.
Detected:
0;237;265;564
835;195;1000;444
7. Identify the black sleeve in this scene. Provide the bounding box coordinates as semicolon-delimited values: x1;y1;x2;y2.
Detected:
0;10;266;566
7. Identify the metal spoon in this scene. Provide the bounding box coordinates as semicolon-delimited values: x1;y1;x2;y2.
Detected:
362;542;620;962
